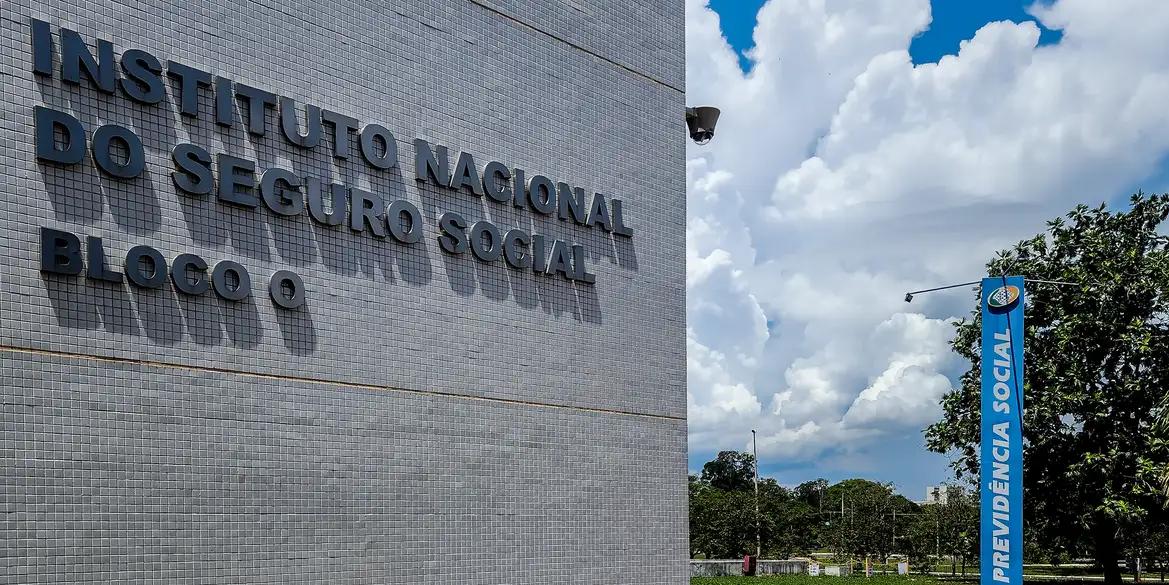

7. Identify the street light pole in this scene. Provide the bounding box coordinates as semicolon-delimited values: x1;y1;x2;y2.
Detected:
752;429;760;559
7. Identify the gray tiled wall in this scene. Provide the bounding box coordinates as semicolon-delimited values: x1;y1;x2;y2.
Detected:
0;0;687;583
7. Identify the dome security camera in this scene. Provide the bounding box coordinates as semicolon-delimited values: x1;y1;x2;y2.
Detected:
686;106;721;145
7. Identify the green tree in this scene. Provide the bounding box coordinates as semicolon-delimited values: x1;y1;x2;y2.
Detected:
795;478;830;510
904;510;938;573
691;454;835;559
940;486;979;574
790;478;830;554
757;478;795;558
926;194;1169;585
774;496;823;557
822;479;917;561
691;453;805;559
1155;394;1169;500
700;450;756;492
905;485;979;575
689;473;757;558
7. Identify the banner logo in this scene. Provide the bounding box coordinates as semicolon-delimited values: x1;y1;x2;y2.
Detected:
987;285;1020;309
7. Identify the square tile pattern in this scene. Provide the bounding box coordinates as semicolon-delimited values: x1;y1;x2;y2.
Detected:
0;0;687;583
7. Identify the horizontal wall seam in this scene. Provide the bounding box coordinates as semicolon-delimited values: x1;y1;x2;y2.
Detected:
0;345;686;422
465;0;685;94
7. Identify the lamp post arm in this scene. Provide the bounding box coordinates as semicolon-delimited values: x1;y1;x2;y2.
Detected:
906;281;982;297
904;277;1090;302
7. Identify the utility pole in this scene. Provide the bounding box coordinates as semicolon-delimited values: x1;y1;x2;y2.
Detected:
752;429;760;559
934;487;942;563
840;492;845;560
892;508;896;554
936;513;941;560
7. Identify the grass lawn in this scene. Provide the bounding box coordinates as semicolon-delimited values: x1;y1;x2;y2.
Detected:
693;576;951;585
691;576;1161;585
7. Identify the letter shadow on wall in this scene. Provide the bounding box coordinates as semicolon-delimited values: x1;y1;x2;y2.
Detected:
182;122;276;263
175;288;265;350
219;294;263;349
613;234;638;270
35;78;167;235
442;252;602;325
255;155;434;286
391;236;434;286
39;273;299;350
275;302;317;356
375;164;434;286
436;201;633;322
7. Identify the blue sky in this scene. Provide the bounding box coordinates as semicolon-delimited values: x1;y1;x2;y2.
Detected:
686;0;1169;500
710;0;1062;73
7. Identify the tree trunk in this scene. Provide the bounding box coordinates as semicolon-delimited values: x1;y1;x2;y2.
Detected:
1094;517;1123;585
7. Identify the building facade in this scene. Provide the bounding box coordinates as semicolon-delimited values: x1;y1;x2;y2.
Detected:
922;485;954;506
1;1;687;583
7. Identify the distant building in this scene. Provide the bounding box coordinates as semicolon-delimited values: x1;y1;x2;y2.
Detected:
922;485;953;505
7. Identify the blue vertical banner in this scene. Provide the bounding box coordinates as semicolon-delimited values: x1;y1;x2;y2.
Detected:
980;276;1024;585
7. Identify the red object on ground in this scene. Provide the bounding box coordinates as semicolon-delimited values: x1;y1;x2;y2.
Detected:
743;555;757;576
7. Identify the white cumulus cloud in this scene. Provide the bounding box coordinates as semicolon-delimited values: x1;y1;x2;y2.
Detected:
685;0;1169;483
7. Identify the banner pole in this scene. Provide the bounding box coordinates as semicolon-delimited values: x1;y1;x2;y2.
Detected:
979;276;1025;585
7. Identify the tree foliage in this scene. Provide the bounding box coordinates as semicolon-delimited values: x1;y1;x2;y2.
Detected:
925;194;1169;584
688;453;948;563
821;479;918;561
690;473;759;559
903;485;979;574
700;450;757;492
1156;393;1169;500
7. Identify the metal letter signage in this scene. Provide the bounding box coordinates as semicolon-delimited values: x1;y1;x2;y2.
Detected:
29;18;632;319
980;276;1024;585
